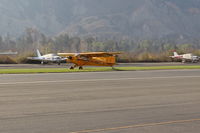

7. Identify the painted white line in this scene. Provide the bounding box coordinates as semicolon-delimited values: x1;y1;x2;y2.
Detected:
0;76;200;85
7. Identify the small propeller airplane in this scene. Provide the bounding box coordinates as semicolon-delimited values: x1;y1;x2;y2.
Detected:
27;49;66;65
170;51;199;63
58;52;121;69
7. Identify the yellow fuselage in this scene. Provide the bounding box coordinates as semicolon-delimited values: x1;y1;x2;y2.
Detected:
68;56;116;67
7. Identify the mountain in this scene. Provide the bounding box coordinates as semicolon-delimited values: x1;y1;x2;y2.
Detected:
1;0;200;40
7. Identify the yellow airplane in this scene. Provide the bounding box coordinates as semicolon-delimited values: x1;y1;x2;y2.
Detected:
58;52;121;69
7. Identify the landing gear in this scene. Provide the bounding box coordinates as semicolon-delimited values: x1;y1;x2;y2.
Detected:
79;66;83;70
69;64;77;70
182;59;186;63
70;66;74;69
69;65;83;70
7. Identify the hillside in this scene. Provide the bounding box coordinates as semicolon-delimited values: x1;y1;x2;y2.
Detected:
0;0;200;40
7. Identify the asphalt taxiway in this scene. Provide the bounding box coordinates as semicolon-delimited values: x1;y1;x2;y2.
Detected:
0;70;200;133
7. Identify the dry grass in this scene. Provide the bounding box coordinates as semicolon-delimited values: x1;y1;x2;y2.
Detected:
0;56;17;64
1;50;199;64
118;52;172;62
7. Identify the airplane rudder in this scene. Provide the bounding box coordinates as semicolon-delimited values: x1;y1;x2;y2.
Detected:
174;52;178;56
36;49;42;57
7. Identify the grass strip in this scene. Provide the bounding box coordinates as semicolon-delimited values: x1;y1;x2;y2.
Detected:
114;66;200;71
0;66;200;74
0;68;112;74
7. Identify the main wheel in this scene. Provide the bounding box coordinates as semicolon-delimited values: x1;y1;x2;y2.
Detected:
79;66;83;70
70;66;74;69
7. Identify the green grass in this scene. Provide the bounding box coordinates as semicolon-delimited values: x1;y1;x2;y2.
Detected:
0;68;112;74
114;66;200;71
0;66;200;74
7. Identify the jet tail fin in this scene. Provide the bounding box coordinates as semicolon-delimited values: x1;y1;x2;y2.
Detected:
36;49;42;57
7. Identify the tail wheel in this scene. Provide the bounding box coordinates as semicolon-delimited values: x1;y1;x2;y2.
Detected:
182;59;186;63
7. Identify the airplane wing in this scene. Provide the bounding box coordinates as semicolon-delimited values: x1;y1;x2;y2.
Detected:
79;52;122;57
27;57;42;60
57;53;77;57
27;57;65;62
58;52;121;57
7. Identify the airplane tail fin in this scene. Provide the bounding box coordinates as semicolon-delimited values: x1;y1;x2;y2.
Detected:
173;51;178;56
36;49;42;57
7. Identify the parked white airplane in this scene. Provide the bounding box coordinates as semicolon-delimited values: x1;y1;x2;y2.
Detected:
170;51;199;63
0;51;18;55
27;49;66;65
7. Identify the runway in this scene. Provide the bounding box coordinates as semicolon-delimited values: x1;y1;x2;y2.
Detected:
0;70;200;133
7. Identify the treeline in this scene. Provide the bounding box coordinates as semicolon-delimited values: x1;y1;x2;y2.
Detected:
0;28;200;63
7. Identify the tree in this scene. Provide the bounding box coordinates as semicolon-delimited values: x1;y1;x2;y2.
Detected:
69;37;81;52
0;36;3;49
54;34;70;52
